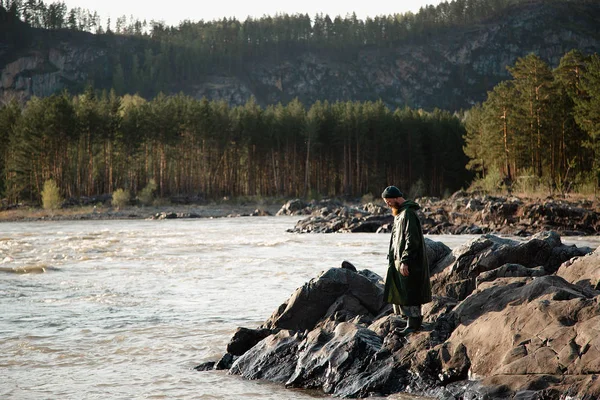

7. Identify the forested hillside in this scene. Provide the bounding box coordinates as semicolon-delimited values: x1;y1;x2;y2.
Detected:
2;0;600;110
1;0;600;205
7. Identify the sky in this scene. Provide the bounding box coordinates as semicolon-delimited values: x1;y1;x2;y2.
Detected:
52;0;446;27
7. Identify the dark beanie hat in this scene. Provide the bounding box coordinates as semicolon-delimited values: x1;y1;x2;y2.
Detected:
381;185;403;198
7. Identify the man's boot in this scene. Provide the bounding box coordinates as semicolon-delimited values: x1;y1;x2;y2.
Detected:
400;316;423;334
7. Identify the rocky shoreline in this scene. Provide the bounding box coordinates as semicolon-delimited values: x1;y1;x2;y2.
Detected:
279;192;600;237
2;192;598;239
196;231;600;399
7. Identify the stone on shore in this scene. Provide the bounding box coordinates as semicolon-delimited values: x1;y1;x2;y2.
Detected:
556;246;600;292
261;267;386;332
430;231;592;301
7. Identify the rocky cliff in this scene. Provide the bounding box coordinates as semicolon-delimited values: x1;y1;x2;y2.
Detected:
1;1;600;110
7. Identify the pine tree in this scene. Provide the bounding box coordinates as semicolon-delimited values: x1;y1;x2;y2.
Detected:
0;101;22;198
574;54;600;186
508;54;554;179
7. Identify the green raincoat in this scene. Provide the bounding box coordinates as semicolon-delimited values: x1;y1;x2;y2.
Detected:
383;200;432;306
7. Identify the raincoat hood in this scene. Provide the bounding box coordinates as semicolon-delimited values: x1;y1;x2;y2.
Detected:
399;200;420;212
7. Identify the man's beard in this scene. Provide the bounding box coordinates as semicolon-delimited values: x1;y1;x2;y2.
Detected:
392;207;400;216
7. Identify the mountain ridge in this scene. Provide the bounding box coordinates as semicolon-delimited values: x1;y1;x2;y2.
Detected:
1;0;600;111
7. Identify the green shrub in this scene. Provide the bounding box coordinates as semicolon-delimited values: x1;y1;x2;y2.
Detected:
512;169;542;195
469;165;505;194
573;173;598;196
41;179;62;210
138;179;157;206
112;188;130;209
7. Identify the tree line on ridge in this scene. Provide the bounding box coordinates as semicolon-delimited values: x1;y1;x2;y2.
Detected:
4;0;592;98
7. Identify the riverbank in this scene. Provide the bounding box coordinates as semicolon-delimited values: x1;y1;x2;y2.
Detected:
2;192;599;238
0;203;283;222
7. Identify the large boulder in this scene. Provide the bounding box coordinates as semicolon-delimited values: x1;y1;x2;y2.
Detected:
276;199;308;216
425;237;451;268
229;265;409;397
230;321;406;397
260;238;450;333
556;246;600;292
228;329;303;382
261;267;385;332
286;323;384;395
431;231;592;300
226;327;273;356
446;275;600;399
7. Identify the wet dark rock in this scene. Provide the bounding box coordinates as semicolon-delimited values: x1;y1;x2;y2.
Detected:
261;267;385;332
349;218;390;233
425;238;451;269
226;327;273;356
436;342;471;385
193;361;215;371
340;260;357;272
228;330;303;382
215;353;236;370
150;211;202;220
284;323;385;396
194;353;238;371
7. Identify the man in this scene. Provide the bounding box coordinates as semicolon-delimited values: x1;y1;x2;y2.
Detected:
381;185;432;333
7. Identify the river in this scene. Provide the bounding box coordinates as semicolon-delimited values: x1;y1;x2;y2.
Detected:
1;216;599;399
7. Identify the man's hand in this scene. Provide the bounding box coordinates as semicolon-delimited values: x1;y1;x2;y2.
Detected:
400;263;409;276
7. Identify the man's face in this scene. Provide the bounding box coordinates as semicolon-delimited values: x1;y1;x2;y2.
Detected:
383;197;401;208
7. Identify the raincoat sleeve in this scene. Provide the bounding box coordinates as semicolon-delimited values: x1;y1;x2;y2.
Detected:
383;222;403;304
399;210;422;265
